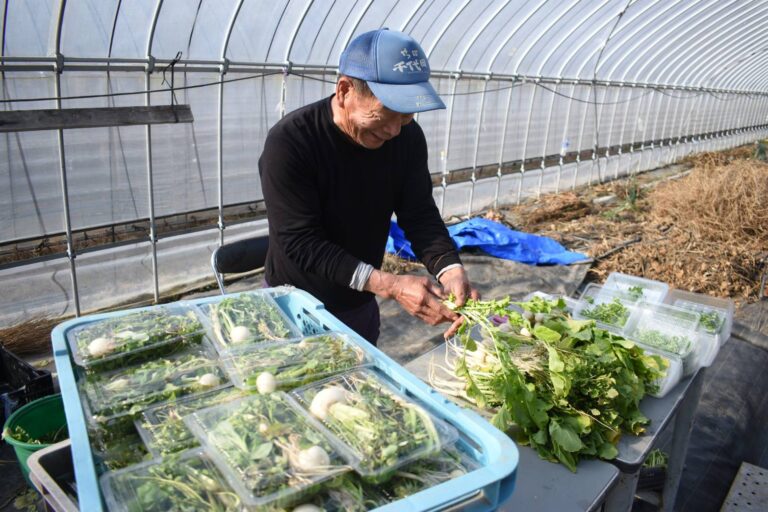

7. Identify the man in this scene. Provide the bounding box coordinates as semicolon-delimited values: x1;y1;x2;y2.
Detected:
259;28;477;344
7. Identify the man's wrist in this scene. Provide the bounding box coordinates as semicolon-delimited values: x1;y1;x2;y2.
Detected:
349;262;375;292
436;263;463;282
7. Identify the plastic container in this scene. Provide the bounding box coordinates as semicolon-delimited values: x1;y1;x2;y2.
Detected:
642;347;684;398
625;303;701;376
667;290;734;344
1;345;54;425
2;394;68;487
222;332;371;393
194;291;302;353
67;304;205;372
603;272;670;304
573;284;639;334
291;368;459;483
101;449;242;512
135;386;245;457
53;287;519;512
184;392;348;508
79;345;226;425
27;440;79;512
521;291;579;314
89;422;149;473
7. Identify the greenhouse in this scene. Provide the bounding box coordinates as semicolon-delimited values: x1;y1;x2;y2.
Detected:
1;1;767;511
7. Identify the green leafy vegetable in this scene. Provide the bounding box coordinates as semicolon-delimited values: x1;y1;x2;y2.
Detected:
83;349;225;420
104;452;242;512
296;370;444;481
378;448;478;500
432;296;666;472
226;334;367;392
203;294;296;349
2;424;68;445
699;311;723;334
581;298;631;327
185;393;345;506
633;329;691;355
72;308;203;371
627;286;644;300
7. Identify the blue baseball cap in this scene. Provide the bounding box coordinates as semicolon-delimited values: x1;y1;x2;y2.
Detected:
339;29;446;114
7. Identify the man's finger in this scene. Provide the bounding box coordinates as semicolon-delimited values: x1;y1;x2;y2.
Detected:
470;287;481;301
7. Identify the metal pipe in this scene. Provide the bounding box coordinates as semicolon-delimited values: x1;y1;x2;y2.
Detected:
589;84;607;185
604;84;622;180
573;83;592;190
616;84;636;179
517;79;538;203
494;83;515;209
537;79;558;197
556;82;577;192
439;73;459;216
467;78;489;217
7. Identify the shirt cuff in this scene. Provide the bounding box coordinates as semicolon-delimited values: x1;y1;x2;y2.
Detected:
436;263;463;282
349;262;375;292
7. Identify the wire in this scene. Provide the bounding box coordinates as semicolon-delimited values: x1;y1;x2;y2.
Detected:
534;81;655;105
0;70;283;104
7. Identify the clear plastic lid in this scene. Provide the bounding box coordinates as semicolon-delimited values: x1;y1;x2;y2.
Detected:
79;345;227;424
101;449;244;512
195;291;302;353
291;368;459;483
603;272;670;304
222;332;371;393
377;446;480;502
135;386;245;457
624;303;700;360
573;285;638;333
183;392;349;508
67;304;205;371
88;420;150;472
673;299;728;335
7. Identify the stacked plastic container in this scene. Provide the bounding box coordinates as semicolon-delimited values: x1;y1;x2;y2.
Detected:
576;272;735;398
52;288;518;511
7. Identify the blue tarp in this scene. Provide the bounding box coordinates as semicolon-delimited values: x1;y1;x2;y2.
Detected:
386;218;589;266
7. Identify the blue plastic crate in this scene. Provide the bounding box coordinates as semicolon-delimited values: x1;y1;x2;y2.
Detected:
52;286;518;511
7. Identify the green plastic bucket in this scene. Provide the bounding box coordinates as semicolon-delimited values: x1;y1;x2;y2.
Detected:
2;393;67;487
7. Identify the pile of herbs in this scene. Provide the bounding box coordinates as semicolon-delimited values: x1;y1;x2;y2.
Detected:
226;334;366;391
185;394;344;504
431;296;667;471
72;308;203;371
204;293;296;349
137;387;244;456
2;424;68;445
581;297;631;328
104;452;241;512
83;350;225;420
91;425;150;471
297;370;443;481
633;329;692;355
698;310;724;334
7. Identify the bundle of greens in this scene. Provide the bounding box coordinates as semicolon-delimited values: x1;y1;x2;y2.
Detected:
202;293;298;350
2;424;68;445
223;333;367;393
297;370;446;481
102;451;242;512
137;387;244;456
82;349;225;421
430;296;666;471
699;311;724;334
580;298;631;328
627;285;645;301
184;393;345;507
378;447;478;501
90;424;150;472
70;307;204;371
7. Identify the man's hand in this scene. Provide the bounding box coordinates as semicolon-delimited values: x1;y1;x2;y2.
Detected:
365;270;458;326
438;266;480;339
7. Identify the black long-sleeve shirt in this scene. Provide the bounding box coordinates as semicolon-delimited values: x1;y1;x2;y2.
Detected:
258;96;460;312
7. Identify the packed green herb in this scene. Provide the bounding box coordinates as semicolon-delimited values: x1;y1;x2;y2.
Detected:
72;308;203;370
581;298;631;327
627;286;645;300
378;447;477;501
633;329;691;355
82;350;225;420
431;295;666;472
186;393;344;504
2;424;68;445
643;449;669;468
104;452;242;512
699;310;724;334
298;370;443;480
138;387;244;456
90;423;150;472
204;294;296;349
227;334;366;392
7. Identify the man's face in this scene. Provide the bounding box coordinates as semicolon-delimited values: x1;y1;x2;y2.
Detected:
343;87;415;149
